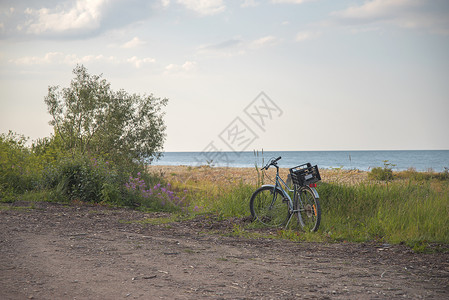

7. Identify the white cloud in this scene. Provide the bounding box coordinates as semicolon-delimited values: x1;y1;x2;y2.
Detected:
295;31;320;42
165;63;177;71
241;0;259;8
198;35;279;58
1;0;155;38
8;52;156;68
127;56;156;68
161;0;171;8
201;38;243;50
24;0;107;34
181;60;196;71
164;60;197;74
177;0;225;16
197;39;246;57
9;52;63;65
331;0;449;35
271;0;315;4
121;37;146;48
332;0;418;20
250;35;278;48
0;6;15;18
10;52;119;65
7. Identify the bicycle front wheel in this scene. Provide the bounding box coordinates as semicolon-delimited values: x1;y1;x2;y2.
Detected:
294;186;321;232
250;186;289;227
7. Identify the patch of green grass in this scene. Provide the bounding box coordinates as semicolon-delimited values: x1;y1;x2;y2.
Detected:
0;203;36;211
406;240;449;254
186;182;253;218
21;189;64;203
275;229;302;242
217;257;228;261
318;180;449;244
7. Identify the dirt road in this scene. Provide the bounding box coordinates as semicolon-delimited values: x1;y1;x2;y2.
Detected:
1;201;448;299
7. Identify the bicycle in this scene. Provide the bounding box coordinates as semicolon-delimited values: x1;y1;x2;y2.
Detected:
249;156;322;232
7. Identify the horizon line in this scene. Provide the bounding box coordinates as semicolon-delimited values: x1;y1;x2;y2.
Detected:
159;149;449;153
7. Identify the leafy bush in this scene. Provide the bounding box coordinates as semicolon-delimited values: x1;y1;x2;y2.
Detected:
1;131;175;208
42;155;121;203
31;133;66;166
0;131;40;196
369;167;393;181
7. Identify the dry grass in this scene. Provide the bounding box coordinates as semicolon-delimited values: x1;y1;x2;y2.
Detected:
148;165;369;186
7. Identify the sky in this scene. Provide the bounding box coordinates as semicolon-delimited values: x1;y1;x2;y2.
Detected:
1;0;448;152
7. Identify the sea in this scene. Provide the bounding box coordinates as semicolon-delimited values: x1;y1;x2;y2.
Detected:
152;150;449;172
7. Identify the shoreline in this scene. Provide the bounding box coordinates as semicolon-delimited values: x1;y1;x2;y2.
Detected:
151;149;449;172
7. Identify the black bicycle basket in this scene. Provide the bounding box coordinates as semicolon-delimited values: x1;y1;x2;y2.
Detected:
289;163;321;186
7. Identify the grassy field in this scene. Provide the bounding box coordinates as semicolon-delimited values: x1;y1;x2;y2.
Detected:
149;165;449;251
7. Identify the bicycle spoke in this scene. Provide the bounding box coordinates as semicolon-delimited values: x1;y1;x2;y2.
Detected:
294;187;321;232
250;186;289;227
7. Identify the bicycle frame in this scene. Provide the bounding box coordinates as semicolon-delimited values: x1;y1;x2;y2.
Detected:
262;164;320;228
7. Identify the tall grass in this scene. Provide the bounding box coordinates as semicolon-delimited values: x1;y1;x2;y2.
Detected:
318;180;449;244
178;180;253;219
182;173;448;246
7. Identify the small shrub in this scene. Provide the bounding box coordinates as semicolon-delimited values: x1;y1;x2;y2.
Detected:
369;160;395;181
0;131;43;195
101;183;122;205
440;167;449;180
42;155;121;203
369;167;393;181
0;188;17;203
124;173;188;211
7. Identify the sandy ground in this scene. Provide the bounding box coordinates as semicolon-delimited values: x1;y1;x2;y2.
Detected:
1;199;448;300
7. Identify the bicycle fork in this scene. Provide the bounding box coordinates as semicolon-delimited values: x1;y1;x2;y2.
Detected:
289;187;320;229
284;187;319;229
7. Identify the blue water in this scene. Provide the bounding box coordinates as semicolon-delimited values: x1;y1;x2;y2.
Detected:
152;150;449;172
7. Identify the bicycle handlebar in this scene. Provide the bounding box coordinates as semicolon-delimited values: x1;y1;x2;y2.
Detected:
262;156;282;170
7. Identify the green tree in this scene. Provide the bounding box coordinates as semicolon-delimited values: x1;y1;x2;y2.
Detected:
44;65;167;168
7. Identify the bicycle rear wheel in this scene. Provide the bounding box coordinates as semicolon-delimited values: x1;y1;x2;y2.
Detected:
294;186;321;232
250;186;289;227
